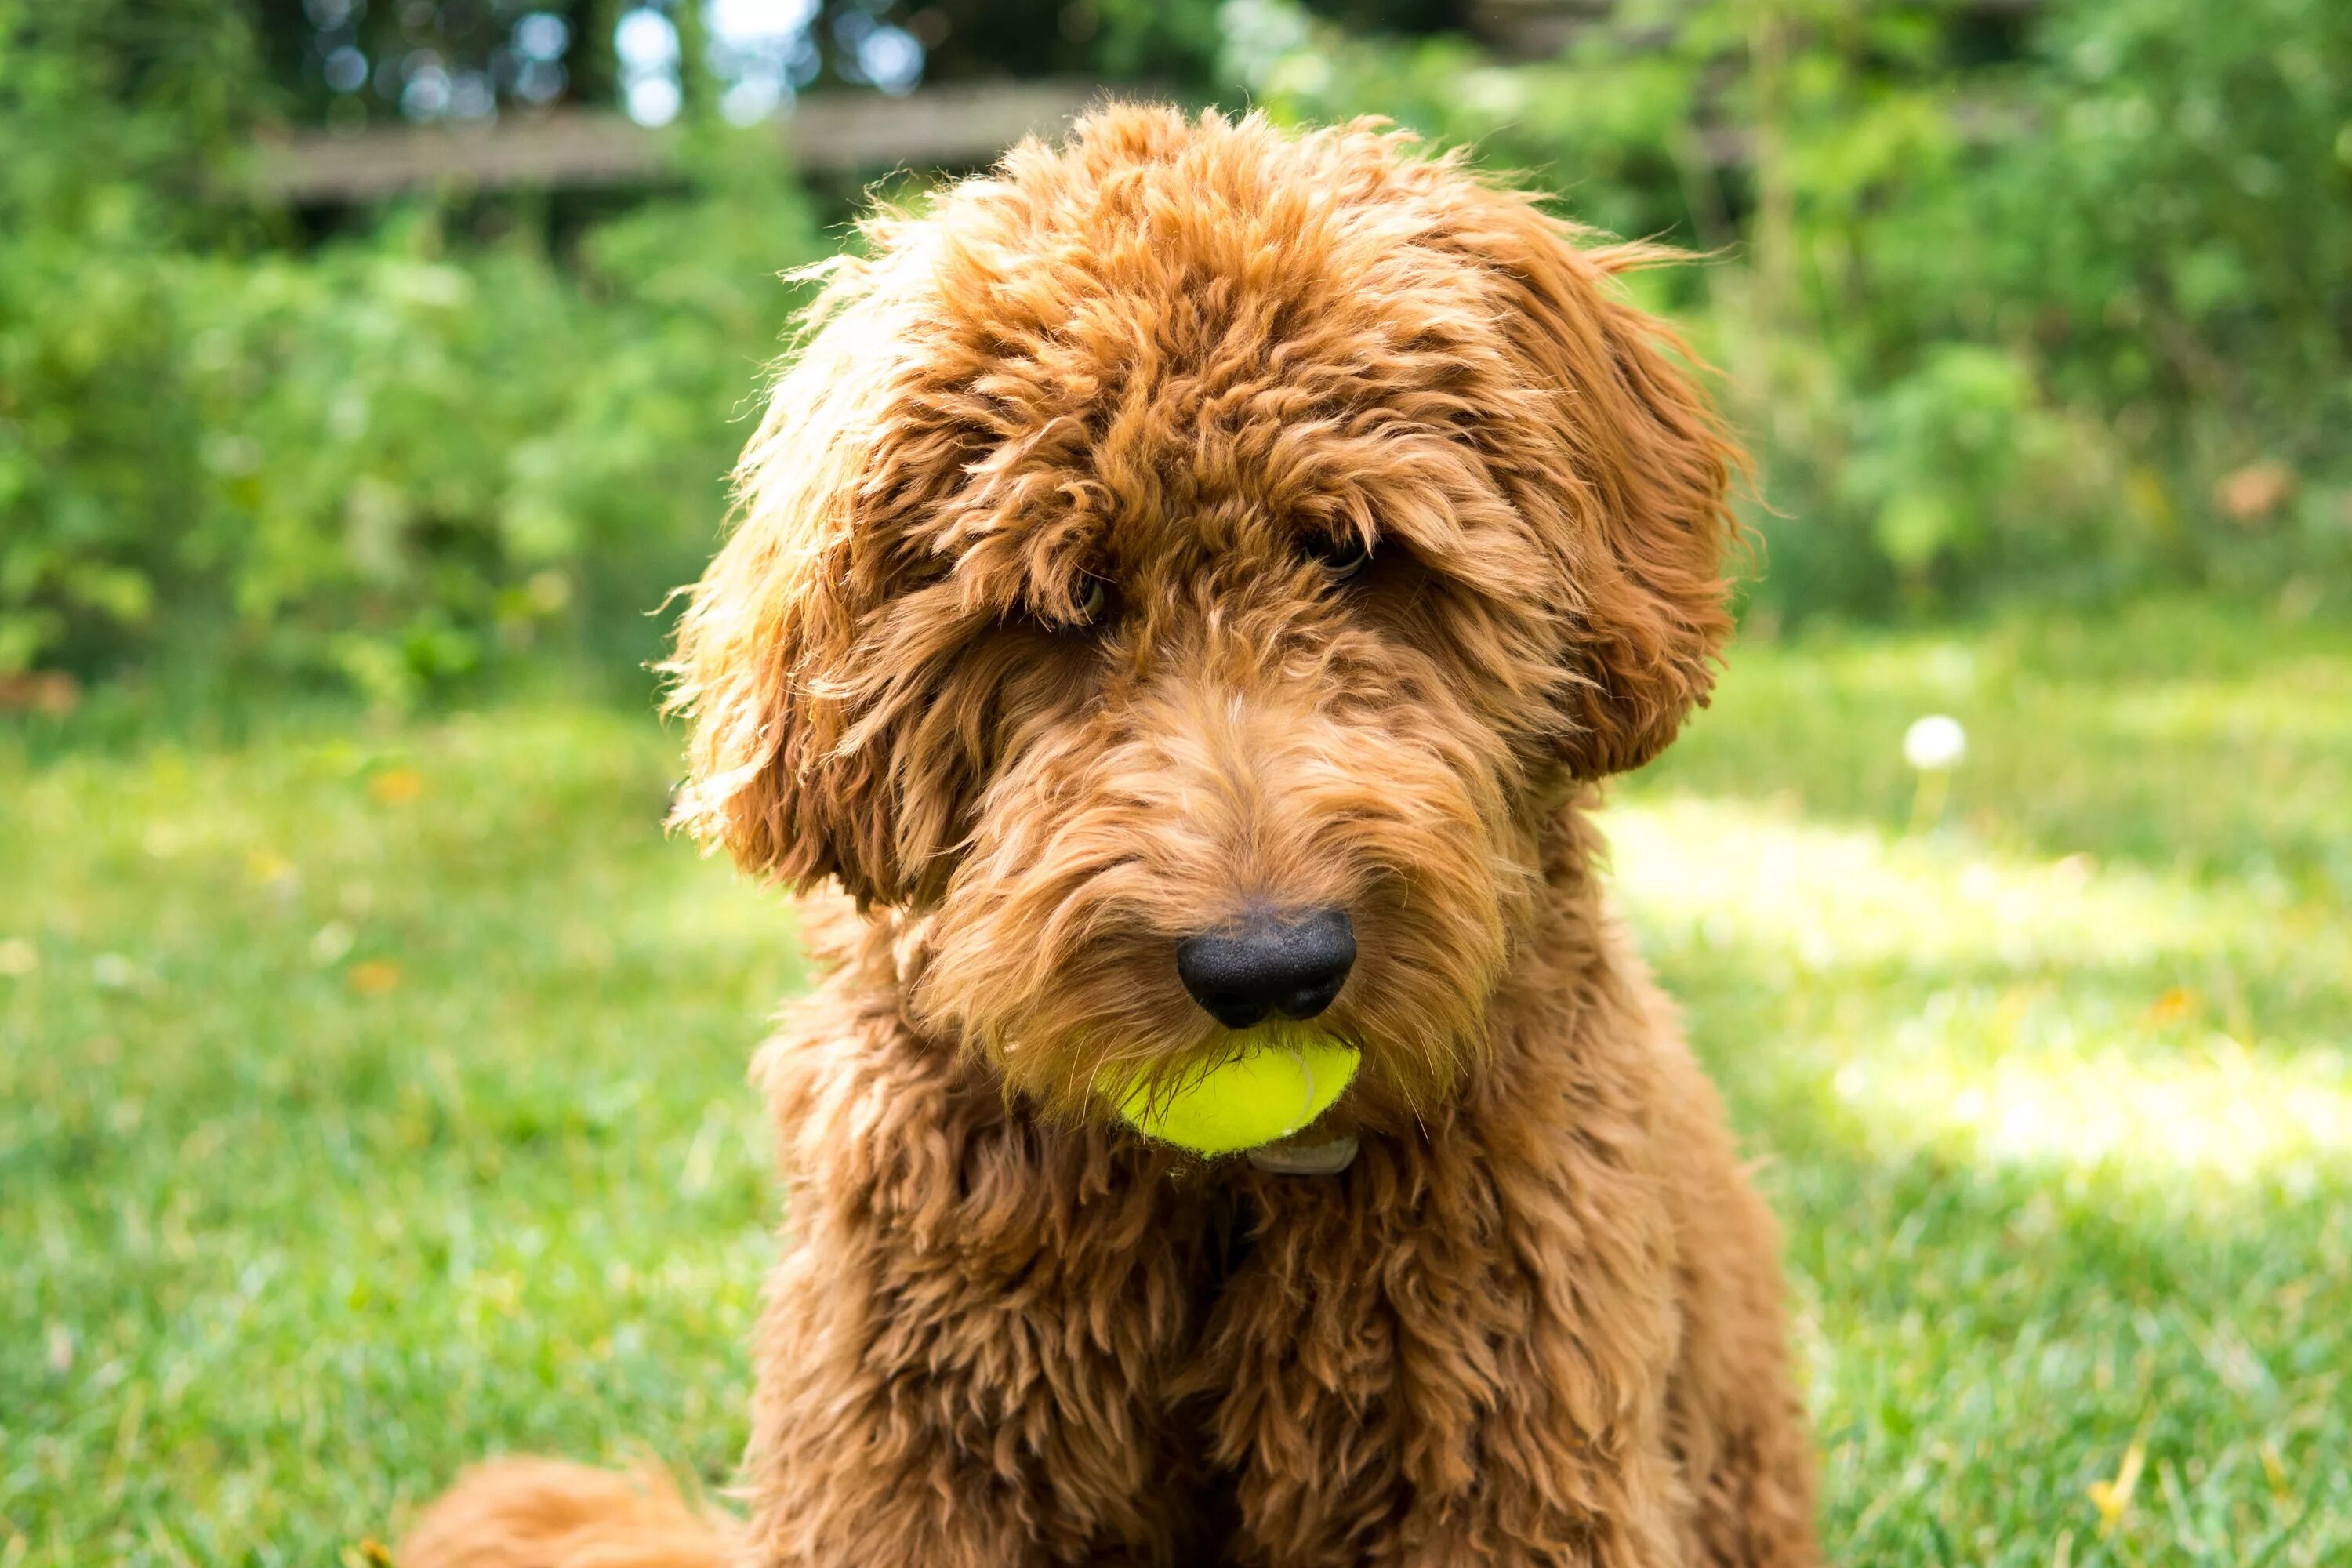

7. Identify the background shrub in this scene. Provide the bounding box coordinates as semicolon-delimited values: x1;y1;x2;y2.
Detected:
1227;0;2352;620
3;0;2346;699
1;2;826;700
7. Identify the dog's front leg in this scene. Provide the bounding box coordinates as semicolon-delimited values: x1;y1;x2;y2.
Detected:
1200;1122;1686;1568
735;1018;1203;1568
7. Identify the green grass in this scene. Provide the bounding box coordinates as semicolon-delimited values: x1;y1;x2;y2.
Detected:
4;599;2347;1566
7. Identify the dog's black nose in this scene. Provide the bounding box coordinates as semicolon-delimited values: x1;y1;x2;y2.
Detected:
1176;909;1356;1031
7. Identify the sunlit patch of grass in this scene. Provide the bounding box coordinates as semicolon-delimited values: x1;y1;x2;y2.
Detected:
1604;797;2352;1185
1609;797;2236;976
4;601;2348;1565
1834;1039;2347;1185
1609;600;2352;1566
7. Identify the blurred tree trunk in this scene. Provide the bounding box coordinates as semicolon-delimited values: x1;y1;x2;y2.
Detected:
1747;1;1794;404
673;0;711;121
564;0;623;112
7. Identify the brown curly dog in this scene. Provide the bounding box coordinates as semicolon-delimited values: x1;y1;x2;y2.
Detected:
400;105;1818;1568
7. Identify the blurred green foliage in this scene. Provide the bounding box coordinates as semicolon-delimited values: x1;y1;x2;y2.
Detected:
1229;0;2352;619
2;2;826;699
4;0;2348;696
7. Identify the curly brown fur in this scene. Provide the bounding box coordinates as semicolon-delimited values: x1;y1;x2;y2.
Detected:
404;105;1817;1567
399;1457;731;1566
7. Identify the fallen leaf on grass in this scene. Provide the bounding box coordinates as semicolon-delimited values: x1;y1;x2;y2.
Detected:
2216;462;2295;524
0;670;81;714
369;768;425;804
2089;1439;2145;1533
347;960;402;995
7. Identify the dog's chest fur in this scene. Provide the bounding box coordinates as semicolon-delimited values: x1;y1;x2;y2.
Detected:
735;874;1816;1566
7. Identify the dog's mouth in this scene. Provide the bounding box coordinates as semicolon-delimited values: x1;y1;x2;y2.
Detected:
1094;1023;1362;1159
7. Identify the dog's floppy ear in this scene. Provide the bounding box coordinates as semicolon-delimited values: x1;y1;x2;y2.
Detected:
1468;194;1744;778
664;260;966;906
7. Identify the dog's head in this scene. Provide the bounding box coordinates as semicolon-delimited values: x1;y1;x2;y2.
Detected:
669;107;1738;1131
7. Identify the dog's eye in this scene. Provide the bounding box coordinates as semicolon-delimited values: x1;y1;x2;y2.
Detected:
1304;532;1373;585
1071;572;1113;626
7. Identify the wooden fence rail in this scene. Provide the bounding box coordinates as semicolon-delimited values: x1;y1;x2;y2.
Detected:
243;79;1112;203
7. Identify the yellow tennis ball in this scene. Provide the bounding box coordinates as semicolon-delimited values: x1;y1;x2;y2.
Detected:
1104;1030;1360;1157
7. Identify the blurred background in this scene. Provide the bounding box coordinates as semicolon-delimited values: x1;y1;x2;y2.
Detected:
3;2;2347;1563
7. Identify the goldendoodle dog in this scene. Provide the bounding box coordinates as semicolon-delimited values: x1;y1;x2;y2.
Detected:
402;105;1818;1567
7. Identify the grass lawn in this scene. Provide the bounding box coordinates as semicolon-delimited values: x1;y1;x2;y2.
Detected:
4;599;2348;1566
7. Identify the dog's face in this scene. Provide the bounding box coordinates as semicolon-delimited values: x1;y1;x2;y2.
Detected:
670;109;1737;1132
